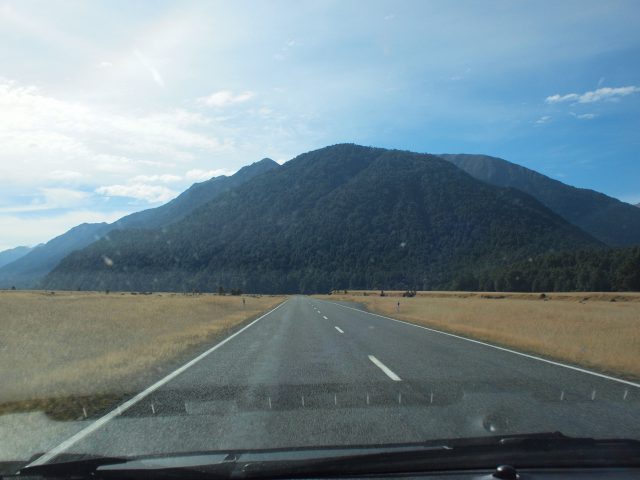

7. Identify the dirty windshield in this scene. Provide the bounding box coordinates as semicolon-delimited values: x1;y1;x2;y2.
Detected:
1;0;639;476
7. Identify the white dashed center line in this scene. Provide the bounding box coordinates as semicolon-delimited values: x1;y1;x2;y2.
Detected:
335;326;344;334
323;315;328;320
368;355;402;381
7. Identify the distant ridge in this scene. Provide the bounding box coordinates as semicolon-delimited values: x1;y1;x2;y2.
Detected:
0;223;109;289
0;245;34;270
439;153;640;247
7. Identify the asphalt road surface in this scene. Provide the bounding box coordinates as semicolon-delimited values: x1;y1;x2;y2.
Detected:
31;296;640;465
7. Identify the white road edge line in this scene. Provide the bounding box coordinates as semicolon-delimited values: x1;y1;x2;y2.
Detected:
328;301;640;389
323;315;328;320
26;299;289;468
335;326;344;334
368;355;402;381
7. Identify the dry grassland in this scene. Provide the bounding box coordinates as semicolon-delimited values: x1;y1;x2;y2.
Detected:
0;291;284;417
317;291;640;380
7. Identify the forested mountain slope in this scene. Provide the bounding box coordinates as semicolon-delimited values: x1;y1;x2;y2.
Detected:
113;158;279;230
44;144;601;293
440;154;640;247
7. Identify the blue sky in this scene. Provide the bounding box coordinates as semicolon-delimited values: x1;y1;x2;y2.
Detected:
1;0;639;250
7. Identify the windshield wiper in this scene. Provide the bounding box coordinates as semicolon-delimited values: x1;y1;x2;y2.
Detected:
18;455;128;478
237;432;640;478
18;432;640;479
19;453;232;480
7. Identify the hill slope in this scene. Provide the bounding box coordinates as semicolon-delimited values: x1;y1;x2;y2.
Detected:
44;144;601;293
0;158;280;289
439;154;640;247
0;246;34;270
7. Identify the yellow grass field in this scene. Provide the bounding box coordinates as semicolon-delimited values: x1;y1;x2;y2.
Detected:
316;291;640;381
0;291;284;417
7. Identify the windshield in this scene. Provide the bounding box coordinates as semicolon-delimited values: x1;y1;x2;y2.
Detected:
1;0;639;476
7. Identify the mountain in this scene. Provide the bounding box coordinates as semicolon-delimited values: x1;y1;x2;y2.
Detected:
0;246;34;270
43;144;601;293
0;223;110;289
439;154;640;247
0;158;280;289
636;203;640;208
112;158;279;230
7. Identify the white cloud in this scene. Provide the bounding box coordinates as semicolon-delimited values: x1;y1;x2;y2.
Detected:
40;188;91;206
185;168;235;182
96;183;178;203
575;113;597;120
535;115;551;125
49;170;83;181
131;174;182;183
133;49;165;88
579;86;640;103
91;154;137;174
546;86;640;104
0;188;91;213
197;90;255;107
97;61;113;69
0;78;224;186
545;93;580;104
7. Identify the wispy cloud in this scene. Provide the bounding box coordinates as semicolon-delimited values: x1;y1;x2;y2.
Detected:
535;115;551;125
133;49;165;88
0;188;90;213
273;39;298;61
131;174;182;184
197;90;255;107
546;86;640;104
96;183;178;203
573;113;597;120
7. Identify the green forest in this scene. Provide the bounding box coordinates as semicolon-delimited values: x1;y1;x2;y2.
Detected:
452;247;640;292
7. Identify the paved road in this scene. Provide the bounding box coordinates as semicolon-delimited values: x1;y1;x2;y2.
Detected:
33;296;640;463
